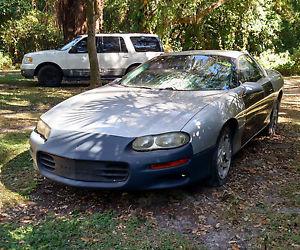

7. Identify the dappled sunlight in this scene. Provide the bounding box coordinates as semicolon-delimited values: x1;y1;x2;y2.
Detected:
0;74;299;248
0;73;88;132
0;182;27;212
44;85;222;137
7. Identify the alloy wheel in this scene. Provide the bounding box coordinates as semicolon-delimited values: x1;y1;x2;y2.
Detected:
216;132;232;180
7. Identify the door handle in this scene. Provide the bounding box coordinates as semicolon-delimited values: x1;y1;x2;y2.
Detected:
123;55;129;58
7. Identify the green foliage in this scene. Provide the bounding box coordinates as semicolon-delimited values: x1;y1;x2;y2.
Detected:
256;50;293;69
0;52;13;70
0;10;62;63
276;48;300;76
103;0;300;74
256;49;300;76
103;0;285;53
0;0;300;75
0;0;31;23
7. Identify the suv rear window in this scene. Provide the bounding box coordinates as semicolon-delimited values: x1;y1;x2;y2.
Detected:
130;36;163;52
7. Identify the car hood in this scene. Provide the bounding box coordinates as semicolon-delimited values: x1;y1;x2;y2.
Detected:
26;50;63;57
42;84;224;138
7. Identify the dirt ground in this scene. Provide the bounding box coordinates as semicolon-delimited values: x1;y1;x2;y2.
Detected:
0;76;299;249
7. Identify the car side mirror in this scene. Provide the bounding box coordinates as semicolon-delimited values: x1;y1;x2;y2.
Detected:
242;82;263;95
69;46;78;53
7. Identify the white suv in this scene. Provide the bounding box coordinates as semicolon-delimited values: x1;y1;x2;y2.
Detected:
21;33;164;86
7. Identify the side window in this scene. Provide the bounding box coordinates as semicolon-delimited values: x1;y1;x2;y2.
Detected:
130;36;162;52
238;55;264;83
97;37;127;53
74;38;88;53
102;37;121;53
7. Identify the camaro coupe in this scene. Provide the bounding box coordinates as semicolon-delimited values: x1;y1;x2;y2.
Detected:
29;50;284;190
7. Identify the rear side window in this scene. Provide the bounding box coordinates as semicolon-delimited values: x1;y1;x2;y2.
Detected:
130;36;162;52
97;37;128;53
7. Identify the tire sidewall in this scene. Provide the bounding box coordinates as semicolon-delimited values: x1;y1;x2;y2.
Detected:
268;100;280;136
209;126;233;186
38;65;62;87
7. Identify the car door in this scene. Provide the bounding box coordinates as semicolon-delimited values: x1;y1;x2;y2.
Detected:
238;55;274;144
97;36;129;77
66;37;90;78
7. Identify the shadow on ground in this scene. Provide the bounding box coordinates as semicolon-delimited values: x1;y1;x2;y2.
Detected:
0;77;299;249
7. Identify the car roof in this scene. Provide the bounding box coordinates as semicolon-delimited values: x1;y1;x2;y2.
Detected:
163;50;246;59
80;33;159;38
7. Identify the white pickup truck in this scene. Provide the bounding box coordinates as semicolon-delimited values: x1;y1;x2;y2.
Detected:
21;33;164;86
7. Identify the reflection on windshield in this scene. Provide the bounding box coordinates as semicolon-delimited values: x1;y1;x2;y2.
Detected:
58;36;82;51
121;55;236;91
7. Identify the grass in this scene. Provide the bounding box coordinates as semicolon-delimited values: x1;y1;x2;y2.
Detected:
0;212;198;249
0;132;34;209
0;73;199;249
0;72;299;249
262;212;300;248
0;72;88;132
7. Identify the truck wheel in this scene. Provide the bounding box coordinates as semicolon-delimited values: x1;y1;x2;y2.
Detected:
37;65;63;87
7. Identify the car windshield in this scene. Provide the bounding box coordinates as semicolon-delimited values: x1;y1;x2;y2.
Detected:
120;54;236;91
58;36;82;51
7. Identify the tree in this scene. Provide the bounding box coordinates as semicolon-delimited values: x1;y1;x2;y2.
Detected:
86;0;103;87
56;0;103;43
56;0;87;42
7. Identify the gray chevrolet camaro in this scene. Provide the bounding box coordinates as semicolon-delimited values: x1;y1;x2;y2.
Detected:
30;50;284;190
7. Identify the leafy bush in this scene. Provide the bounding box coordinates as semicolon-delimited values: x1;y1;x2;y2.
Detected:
256;49;300;76
0;52;13;70
257;50;292;70
0;10;63;63
0;0;31;23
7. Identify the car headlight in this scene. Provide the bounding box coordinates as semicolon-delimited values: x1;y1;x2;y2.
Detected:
132;132;190;151
23;56;33;64
35;119;51;140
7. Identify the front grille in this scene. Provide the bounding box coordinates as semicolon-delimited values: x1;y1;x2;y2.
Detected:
37;152;129;183
39;153;55;171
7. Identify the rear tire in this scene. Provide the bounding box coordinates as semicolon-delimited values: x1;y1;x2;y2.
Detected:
208;126;233;187
37;65;63;87
261;100;280;136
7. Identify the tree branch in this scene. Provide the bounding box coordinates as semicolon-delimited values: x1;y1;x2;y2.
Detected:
177;0;230;25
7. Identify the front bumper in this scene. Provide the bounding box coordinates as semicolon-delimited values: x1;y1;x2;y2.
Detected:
21;69;35;78
29;130;214;190
20;64;35;78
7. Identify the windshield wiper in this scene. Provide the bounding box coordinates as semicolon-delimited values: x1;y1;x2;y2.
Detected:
157;87;178;90
126;85;153;90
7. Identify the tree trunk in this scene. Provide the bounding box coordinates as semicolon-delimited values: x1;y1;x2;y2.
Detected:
56;0;87;42
56;0;103;42
86;0;101;87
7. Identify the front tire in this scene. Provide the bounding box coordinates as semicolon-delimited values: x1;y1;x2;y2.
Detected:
37;65;63;87
208;126;233;187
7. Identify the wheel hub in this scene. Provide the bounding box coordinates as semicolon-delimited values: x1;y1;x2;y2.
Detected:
217;134;232;179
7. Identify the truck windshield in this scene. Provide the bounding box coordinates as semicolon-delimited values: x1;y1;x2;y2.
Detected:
58;36;82;51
